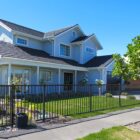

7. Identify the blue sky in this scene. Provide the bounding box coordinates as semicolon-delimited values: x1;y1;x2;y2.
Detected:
0;0;140;56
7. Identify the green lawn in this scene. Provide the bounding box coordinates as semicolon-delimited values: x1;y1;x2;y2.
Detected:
77;126;140;140
17;96;140;119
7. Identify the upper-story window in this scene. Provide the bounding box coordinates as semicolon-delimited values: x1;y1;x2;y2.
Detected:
16;37;28;46
86;47;94;53
60;44;70;57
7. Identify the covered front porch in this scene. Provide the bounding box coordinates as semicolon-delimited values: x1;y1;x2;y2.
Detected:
0;57;87;93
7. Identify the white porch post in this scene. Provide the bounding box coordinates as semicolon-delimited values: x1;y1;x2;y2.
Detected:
74;70;77;93
36;66;40;85
8;64;11;85
58;69;61;93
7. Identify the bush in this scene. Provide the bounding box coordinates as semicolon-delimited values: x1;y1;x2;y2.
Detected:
121;92;128;96
127;95;136;100
105;93;112;98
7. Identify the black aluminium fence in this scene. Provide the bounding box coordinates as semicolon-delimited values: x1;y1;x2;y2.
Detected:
0;84;139;128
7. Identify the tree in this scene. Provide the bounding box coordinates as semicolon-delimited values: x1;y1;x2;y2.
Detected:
112;35;140;85
112;54;129;81
125;36;140;80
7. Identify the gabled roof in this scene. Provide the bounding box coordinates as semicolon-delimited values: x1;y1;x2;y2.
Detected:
0;41;82;66
0;41;113;68
84;55;113;67
71;35;92;43
0;19;80;39
44;24;78;38
0;19;45;37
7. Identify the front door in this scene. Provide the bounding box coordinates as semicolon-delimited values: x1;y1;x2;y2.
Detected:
64;73;73;91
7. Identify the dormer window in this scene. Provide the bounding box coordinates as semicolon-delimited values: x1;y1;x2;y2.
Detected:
86;47;94;53
16;37;28;46
60;44;70;57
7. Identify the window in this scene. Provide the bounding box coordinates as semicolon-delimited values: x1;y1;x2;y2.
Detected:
40;70;52;84
60;44;70;56
16;37;28;46
86;47;94;53
11;69;30;85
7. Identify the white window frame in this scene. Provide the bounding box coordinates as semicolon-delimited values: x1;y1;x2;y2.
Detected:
40;69;52;83
86;47;94;54
16;36;28;47
60;43;71;57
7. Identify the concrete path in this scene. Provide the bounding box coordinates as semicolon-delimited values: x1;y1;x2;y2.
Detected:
3;110;140;140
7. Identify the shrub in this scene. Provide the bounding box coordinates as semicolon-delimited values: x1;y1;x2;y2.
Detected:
105;93;112;98
127;95;136;100
121;92;128;96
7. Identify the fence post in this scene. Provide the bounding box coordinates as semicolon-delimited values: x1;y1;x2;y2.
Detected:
119;84;121;107
43;85;46;122
89;84;92;112
10;84;15;128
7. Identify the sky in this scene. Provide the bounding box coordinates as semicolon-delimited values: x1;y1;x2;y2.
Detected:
0;0;140;56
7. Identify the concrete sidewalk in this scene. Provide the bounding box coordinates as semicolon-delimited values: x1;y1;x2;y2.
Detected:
4;110;140;140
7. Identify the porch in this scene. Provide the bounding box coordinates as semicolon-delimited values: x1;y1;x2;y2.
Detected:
0;63;87;93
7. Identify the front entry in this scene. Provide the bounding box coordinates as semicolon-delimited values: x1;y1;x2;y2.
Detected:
64;73;73;91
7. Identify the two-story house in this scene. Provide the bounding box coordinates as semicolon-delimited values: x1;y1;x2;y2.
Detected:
0;19;114;92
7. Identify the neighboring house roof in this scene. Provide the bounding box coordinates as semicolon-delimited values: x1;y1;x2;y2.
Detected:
84;55;113;67
0;19;45;38
44;24;78;38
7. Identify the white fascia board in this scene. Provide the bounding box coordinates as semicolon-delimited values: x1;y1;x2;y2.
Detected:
0;22;12;32
12;31;43;41
104;60;114;69
1;57;88;71
54;24;85;39
84;35;103;50
87;67;105;70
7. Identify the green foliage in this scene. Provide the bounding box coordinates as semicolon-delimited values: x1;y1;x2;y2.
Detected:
105;93;112;98
113;36;140;80
112;54;129;80
125;36;140;80
121;92;128;96
95;79;104;86
127;95;136;100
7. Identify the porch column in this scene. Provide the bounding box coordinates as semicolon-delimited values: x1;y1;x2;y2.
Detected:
8;64;11;85
58;69;61;93
36;66;40;85
74;70;77;93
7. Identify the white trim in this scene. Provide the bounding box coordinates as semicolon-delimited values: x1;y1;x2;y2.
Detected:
52;24;85;39
15;36;29;47
12;31;43;41
36;66;40;85
0;21;12;32
60;43;71;58
1;57;87;71
74;70;77;92
105;60;114;68
40;69;52;82
8;64;11;85
58;69;61;93
71;34;103;50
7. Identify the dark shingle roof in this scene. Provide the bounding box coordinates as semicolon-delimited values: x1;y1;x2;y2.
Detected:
0;19;44;38
0;19;78;38
44;24;78;38
71;35;93;43
0;41;81;66
84;55;113;67
0;41;112;68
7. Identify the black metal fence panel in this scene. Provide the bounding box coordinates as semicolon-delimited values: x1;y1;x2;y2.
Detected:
0;84;139;127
